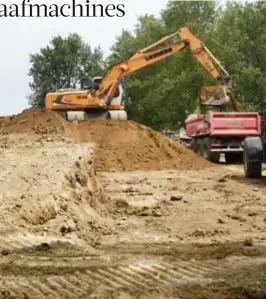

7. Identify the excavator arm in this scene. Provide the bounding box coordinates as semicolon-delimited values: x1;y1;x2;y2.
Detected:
98;27;232;105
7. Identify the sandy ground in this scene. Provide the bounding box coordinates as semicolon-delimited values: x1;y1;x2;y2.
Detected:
1;132;266;299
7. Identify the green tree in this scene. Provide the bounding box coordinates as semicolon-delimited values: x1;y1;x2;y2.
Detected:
108;0;266;129
214;1;266;110
28;33;105;108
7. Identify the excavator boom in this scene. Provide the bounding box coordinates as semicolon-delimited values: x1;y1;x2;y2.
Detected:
99;27;231;104
179;28;230;82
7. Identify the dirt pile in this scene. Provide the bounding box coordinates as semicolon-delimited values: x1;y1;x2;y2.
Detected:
0;108;68;135
0;109;212;172
70;120;212;171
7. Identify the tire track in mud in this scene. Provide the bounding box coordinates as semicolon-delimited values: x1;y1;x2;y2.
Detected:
0;233;88;251
1;232;266;298
0;253;266;299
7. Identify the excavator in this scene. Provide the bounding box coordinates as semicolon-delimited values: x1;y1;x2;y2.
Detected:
45;27;237;121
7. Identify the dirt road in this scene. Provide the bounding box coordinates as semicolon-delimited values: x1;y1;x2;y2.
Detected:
1;110;266;299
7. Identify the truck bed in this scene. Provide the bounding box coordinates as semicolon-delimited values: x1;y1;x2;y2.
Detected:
185;112;261;137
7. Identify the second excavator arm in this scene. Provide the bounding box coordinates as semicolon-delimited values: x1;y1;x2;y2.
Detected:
97;27;232;106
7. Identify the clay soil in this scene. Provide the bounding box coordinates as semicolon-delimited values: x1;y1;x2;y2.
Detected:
0;109;266;299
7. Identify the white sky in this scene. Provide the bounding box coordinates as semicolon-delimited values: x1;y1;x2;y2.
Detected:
0;0;168;116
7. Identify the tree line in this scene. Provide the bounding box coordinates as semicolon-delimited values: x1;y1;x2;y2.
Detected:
28;0;266;130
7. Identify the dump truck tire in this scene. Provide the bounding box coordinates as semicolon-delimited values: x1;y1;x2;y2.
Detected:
195;138;203;156
202;137;220;163
243;137;263;178
190;138;196;153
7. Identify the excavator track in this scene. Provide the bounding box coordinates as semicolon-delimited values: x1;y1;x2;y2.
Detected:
107;110;127;120
58;110;127;121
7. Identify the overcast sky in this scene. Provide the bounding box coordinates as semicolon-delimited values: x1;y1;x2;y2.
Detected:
0;0;169;116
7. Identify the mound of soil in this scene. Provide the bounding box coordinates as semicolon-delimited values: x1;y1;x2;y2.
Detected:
70;120;211;171
0;109;212;171
0;109;67;135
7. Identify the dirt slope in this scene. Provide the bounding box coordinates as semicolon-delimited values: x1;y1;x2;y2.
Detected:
0;109;211;172
0;134;109;243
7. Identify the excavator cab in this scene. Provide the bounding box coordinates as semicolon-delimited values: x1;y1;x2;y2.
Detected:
80;77;92;89
81;76;121;98
66;76;128;121
81;77;101;92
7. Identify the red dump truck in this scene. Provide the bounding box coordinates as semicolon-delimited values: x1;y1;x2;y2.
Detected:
184;112;261;163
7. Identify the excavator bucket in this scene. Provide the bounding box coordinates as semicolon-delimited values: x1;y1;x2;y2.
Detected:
199;85;230;106
198;85;238;113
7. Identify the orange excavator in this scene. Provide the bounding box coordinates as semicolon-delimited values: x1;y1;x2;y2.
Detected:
45;27;236;121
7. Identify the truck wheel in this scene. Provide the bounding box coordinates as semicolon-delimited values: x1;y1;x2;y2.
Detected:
202;138;209;160
243;137;263;178
190;138;196;152
244;159;262;178
202;137;220;163
195;138;203;156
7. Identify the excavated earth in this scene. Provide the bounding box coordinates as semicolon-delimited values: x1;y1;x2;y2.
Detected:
0;109;211;172
0;109;266;299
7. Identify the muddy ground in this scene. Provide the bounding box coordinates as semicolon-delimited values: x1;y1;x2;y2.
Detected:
1;110;266;299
